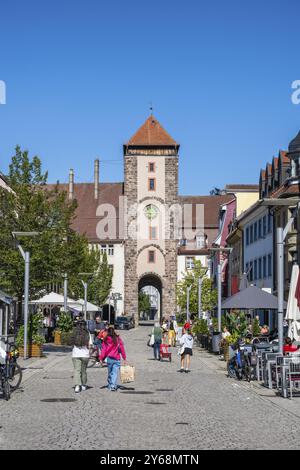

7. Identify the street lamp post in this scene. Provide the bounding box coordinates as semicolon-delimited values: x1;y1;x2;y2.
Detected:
186;286;192;322
12;232;39;360
79;273;94;321
63;273;68;312
198;267;208;320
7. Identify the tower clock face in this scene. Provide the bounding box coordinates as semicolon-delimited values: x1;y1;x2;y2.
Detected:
144;204;159;220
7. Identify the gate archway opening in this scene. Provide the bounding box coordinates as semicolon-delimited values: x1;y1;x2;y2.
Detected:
138;274;162;323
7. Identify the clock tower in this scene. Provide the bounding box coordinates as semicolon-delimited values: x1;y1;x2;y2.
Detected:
123;115;179;323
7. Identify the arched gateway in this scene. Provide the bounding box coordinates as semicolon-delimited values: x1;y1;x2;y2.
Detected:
138;273;162;322
123;116;179;325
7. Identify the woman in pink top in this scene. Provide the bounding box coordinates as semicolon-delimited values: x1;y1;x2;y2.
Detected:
99;327;127;391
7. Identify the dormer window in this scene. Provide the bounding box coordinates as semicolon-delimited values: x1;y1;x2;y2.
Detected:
196;235;206;249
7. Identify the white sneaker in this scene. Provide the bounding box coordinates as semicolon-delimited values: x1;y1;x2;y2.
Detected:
74;385;81;393
81;385;87;391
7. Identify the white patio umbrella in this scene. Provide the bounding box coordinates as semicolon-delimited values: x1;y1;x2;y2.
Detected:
30;292;82;310
77;299;100;312
286;264;300;341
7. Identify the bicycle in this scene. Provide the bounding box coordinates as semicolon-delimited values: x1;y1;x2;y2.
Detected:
87;344;101;368
6;343;23;390
227;341;257;382
0;342;23;400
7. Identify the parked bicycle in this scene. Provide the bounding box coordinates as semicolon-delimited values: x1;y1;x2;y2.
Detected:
0;342;22;400
227;340;257;382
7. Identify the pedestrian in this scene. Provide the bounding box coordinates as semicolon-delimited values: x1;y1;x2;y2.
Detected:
70;319;92;393
168;319;176;347
99;326;126;391
151;322;162;360
178;328;194;373
283;337;299;355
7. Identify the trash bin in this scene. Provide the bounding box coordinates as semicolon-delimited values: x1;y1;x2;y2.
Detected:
212;332;221;353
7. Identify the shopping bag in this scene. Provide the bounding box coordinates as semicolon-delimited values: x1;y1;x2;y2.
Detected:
120;364;135;383
149;334;155;346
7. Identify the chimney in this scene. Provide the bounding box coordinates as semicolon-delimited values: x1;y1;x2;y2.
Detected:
69;169;74;200
94;159;99;199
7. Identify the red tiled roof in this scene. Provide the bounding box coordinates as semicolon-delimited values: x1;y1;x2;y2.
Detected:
270;182;300;199
179;195;234;227
279;150;289;164
46;183;124;242
126;116;178;146
225;184;259;191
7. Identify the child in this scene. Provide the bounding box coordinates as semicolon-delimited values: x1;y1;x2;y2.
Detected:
178;328;194;373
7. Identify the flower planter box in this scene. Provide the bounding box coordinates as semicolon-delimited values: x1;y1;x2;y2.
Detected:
223;343;230;362
54;331;62;345
19;344;43;358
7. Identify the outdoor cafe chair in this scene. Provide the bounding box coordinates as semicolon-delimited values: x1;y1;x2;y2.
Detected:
263;352;282;389
287;357;300;399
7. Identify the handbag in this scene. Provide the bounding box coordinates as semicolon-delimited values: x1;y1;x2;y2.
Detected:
177;345;185;356
120;364;135;383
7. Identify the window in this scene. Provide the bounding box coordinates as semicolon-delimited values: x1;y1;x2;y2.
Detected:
258;258;262;280
186;257;195;270
108;245;114;256
148;178;156;191
268;254;272;277
246;227;250;246
149;226;157;240
254;222;258;242
250;225;254;244
263;216;267;237
100;244;107;254
263;256;267;278
149;162;155;172
258;219;262;239
254;259;257;280
196;235;205;248
148;250;155;263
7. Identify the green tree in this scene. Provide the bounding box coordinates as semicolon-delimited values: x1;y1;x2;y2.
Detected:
69;249;113;306
176;260;217;319
0;147;95;319
138;291;151;315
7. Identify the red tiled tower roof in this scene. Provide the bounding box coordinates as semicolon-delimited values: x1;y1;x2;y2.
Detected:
126;115;178;146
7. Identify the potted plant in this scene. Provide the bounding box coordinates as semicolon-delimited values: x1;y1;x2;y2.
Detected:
223;331;240;362
54;311;74;346
16;312;44;357
192;319;209;348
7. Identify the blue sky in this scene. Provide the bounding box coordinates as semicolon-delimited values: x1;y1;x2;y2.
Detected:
0;0;300;195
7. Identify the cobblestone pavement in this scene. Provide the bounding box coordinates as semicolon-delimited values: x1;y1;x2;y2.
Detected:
1;326;300;450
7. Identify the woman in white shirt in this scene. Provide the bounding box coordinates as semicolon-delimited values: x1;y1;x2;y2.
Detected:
178;328;194;373
70;320;92;393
